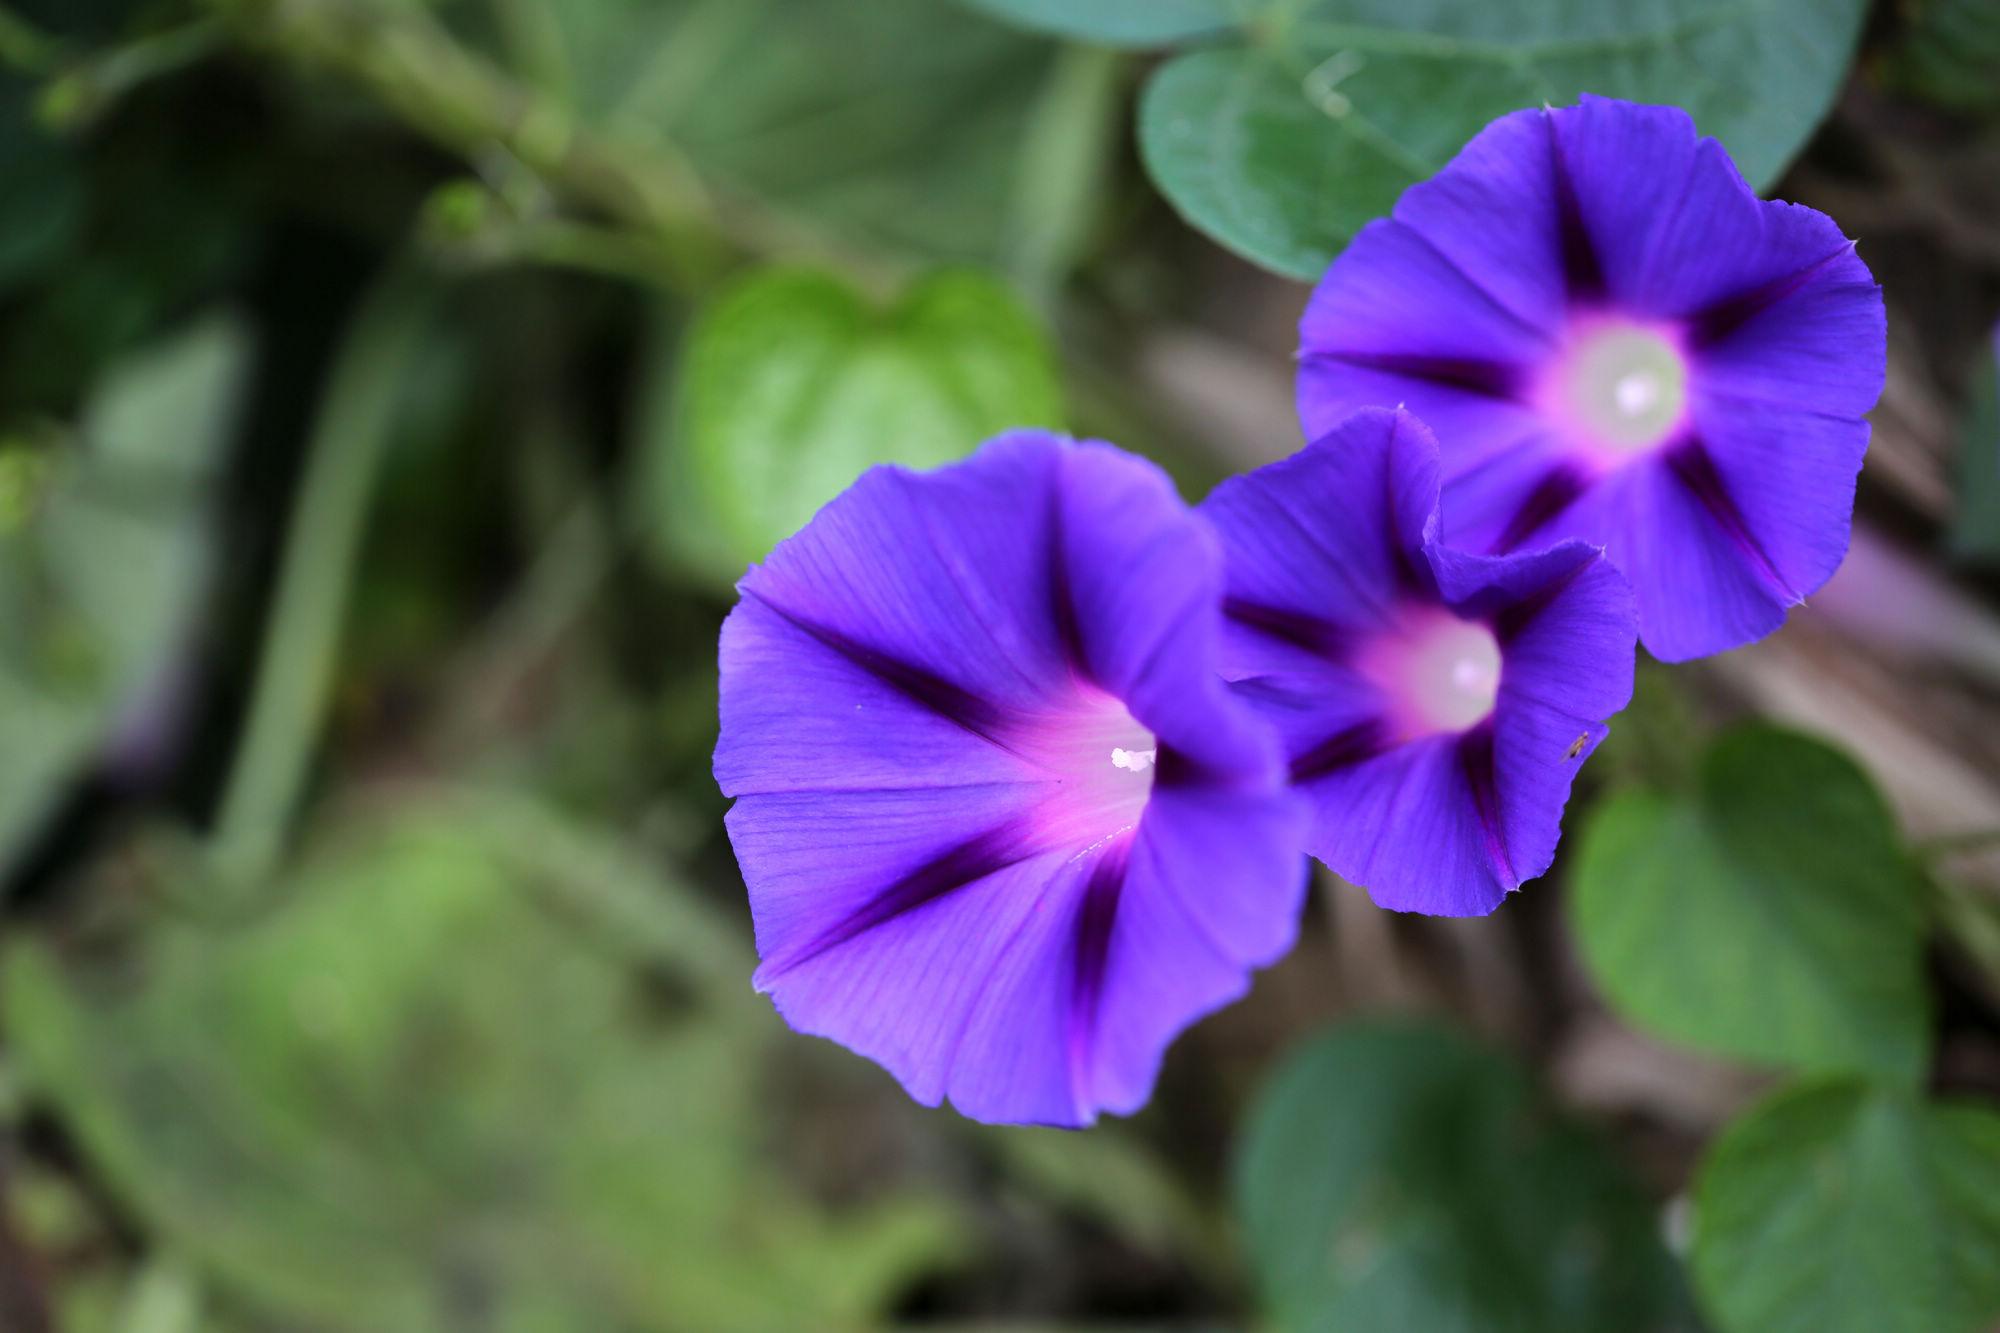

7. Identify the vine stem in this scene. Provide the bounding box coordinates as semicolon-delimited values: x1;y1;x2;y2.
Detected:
206;0;903;297
208;267;442;888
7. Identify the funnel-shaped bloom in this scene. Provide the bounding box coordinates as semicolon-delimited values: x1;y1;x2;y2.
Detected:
716;433;1306;1127
1201;408;1636;916
1298;96;1886;662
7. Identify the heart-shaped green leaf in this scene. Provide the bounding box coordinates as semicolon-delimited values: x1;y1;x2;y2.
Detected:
1569;726;1929;1084
639;265;1063;581
1132;0;1867;278
1235;1021;1687;1333
1694;1080;2000;1333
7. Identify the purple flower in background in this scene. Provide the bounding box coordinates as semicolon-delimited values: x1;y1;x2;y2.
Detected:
716;433;1305;1127
1201;408;1636;916
1298;96;1886;662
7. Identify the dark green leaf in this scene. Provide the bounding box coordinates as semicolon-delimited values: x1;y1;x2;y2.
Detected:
957;0;1240;47
1;795;963;1333
1235;1021;1686;1333
1570;726;1929;1084
1137;0;1868;278
1694;1080;2000;1333
638;265;1063;580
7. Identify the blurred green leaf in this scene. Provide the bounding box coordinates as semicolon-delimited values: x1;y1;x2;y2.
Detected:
1570;726;1929;1085
639;264;1063;581
1950;330;2000;563
1885;0;2000;114
478;0;1060;265
1132;0;1867;278
957;0;1239;47
2;793;963;1332
0;313;248;870
1693;1080;2000;1333
1235;1021;1685;1333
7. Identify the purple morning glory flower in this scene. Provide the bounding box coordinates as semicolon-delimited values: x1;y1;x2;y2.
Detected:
1297;96;1886;662
715;432;1306;1127
1200;408;1637;916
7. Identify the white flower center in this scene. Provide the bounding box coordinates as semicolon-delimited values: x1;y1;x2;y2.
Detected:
1110;747;1158;773
1547;322;1689;455
1357;607;1502;738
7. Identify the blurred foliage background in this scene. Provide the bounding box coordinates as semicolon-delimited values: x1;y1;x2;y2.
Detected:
0;1;1996;1330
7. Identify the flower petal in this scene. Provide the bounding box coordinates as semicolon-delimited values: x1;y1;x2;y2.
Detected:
719;432;1307;1125
1303;736;1513;916
1428;540;1638;884
1688;393;1870;608
1201;407;1440;632
1558;453;1791;662
1387;106;1573;334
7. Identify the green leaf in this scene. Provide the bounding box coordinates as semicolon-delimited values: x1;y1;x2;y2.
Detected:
0;313;249;871
1;794;964;1333
1136;0;1868;278
1569;726;1929;1084
1949;331;2000;563
1694;1080;2000;1333
957;0;1241;47
1235;1021;1686;1333
639;265;1063;580
486;0;1061;264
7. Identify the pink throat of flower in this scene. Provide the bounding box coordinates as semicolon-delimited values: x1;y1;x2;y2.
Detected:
1535;316;1691;465
1357;607;1502;741
1021;688;1158;853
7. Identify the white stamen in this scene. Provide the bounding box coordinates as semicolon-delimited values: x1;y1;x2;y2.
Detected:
1613;370;1660;417
1110;747;1158;773
1450;655;1498;696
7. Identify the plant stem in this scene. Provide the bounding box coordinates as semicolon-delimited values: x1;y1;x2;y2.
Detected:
208;266;441;887
208;0;901;295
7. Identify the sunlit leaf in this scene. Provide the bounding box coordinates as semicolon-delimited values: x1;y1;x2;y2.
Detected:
1133;0;1868;277
1694;1080;2000;1333
1570;726;1929;1084
1;794;964;1333
638;264;1063;580
1235;1021;1687;1333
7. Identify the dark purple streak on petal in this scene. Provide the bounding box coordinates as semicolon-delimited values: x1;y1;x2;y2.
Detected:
1664;439;1801;602
757;821;1043;983
1544;111;1608;304
1687;244;1859;348
1066;843;1130;1102
743;589;1013;743
1290;719;1394;785
1303;349;1525;401
1456;722;1515;887
1222;598;1357;660
1492;464;1590;554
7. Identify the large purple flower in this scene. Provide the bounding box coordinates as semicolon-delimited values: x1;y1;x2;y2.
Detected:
1201;408;1636;916
716;432;1306;1127
1297;96;1886;662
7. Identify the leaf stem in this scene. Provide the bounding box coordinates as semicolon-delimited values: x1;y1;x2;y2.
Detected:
208;267;442;888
